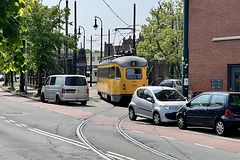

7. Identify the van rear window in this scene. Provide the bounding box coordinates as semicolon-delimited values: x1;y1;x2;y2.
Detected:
65;77;87;86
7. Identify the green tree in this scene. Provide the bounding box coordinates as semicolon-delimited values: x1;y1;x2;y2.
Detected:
0;0;29;88
25;0;76;92
137;0;183;78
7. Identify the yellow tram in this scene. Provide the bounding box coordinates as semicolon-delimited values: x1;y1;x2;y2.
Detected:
97;55;148;102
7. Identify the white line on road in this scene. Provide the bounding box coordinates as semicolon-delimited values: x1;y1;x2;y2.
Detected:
0;116;5;119
194;143;215;149
15;124;23;127
107;151;135;160
28;128;89;149
160;136;176;140
20;124;27;127
4;120;11;123
9;120;15;123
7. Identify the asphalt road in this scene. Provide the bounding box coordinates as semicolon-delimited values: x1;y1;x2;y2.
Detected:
1;84;240;160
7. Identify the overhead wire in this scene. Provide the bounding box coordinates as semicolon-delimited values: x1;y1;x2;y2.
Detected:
102;0;130;27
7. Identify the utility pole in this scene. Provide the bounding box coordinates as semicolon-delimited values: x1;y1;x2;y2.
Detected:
90;36;93;87
133;3;136;55
65;0;69;74
182;0;189;98
108;29;110;56
73;0;77;75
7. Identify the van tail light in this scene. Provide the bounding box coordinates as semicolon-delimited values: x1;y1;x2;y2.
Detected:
87;89;89;94
123;84;126;90
225;109;233;116
62;89;65;93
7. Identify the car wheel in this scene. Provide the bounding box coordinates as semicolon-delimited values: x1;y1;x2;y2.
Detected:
153;112;161;125
129;107;137;121
215;120;229;136
177;116;187;129
40;93;46;103
81;101;87;105
56;95;61;105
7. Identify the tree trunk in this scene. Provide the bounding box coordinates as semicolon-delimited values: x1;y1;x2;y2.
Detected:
38;64;43;95
10;71;14;89
19;70;24;92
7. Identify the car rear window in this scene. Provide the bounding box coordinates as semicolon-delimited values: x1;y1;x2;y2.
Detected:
154;90;185;101
160;81;173;87
230;94;240;107
65;77;87;86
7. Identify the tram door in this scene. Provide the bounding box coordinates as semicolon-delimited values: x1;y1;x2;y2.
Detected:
229;65;240;92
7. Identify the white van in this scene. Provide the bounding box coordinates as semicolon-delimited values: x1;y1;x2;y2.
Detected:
41;75;89;105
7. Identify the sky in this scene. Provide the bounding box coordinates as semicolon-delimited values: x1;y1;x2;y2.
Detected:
42;0;159;50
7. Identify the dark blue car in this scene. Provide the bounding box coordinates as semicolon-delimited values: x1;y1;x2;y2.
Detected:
176;92;240;136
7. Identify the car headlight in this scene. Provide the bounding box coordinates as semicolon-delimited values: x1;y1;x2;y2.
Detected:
160;104;170;110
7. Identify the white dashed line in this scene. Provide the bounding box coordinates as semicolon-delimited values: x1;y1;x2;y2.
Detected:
195;143;215;149
15;124;23;127
4;120;11;123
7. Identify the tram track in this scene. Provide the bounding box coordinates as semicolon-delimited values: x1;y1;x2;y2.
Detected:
76;106;115;160
76;104;179;160
116;115;178;160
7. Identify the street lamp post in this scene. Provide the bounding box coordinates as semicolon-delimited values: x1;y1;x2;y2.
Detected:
93;16;103;59
78;26;85;49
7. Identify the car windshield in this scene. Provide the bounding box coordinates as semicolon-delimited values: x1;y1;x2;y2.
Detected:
65;77;87;86
154;89;185;101
230;94;240;107
160;81;173;87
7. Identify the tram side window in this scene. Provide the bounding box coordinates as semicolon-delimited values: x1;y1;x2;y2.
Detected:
126;68;142;79
110;67;115;79
103;68;109;78
116;67;121;79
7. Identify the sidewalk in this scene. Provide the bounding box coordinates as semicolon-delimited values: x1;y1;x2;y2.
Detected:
0;81;40;101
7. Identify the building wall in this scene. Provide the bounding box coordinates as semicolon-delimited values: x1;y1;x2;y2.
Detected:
189;0;240;94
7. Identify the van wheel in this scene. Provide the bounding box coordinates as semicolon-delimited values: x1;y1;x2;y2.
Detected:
81;101;87;105
56;95;61;105
41;93;46;103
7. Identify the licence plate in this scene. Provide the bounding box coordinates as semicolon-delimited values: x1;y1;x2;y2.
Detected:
67;90;75;93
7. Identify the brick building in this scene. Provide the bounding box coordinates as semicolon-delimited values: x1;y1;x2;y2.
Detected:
188;0;240;96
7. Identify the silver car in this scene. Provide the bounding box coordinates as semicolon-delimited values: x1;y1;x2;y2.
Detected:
128;86;187;124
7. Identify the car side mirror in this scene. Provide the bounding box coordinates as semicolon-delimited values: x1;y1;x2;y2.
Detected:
186;102;191;107
147;97;154;103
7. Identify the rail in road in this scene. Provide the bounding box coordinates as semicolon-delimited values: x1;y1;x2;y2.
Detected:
76;106;178;160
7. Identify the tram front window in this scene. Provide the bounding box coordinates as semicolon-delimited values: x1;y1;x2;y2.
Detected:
126;68;142;79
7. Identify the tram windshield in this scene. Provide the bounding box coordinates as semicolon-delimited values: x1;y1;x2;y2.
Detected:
126;68;142;79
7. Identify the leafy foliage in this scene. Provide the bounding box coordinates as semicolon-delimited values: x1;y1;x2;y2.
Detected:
137;0;183;77
0;0;29;72
24;1;76;88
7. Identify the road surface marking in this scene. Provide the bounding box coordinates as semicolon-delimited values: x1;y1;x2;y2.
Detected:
107;151;135;160
195;143;215;149
29;128;89;149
